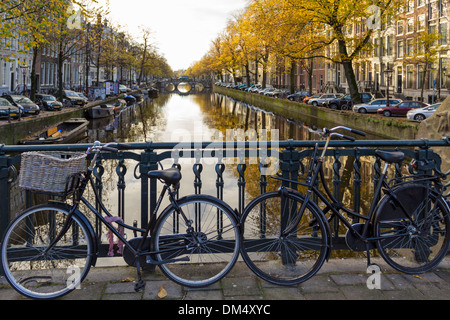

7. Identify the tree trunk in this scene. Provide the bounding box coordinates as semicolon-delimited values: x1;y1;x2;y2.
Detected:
338;39;361;103
290;58;296;94
30;47;39;101
245;63;251;87
57;41;64;101
308;59;313;95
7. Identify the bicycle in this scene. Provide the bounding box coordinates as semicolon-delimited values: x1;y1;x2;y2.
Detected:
1;141;241;299
239;126;450;286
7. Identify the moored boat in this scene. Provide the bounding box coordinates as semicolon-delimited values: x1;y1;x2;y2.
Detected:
20;118;89;144
86;104;115;119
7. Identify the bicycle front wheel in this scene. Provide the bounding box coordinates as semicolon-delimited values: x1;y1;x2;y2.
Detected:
1;204;94;299
240;190;330;286
153;195;240;287
374;183;450;274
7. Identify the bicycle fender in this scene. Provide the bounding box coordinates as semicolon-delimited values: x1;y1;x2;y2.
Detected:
372;183;429;224
48;201;98;267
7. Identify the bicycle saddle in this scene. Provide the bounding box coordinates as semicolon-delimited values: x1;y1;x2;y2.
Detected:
147;168;182;185
375;150;405;164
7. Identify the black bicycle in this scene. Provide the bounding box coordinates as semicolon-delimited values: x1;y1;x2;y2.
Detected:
239;126;450;285
1;142;241;299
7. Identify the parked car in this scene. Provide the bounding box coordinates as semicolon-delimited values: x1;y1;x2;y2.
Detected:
352;98;402;114
308;93;343;106
62;90;86;107
378;100;429;117
324;93;374;110
260;88;275;96
303;93;325;104
0;97;21;119
119;85;131;93
3;94;40;115
287;91;310;102
266;89;284;98
406;103;442;122
76;92;89;103
247;84;262;93
35;94;62;111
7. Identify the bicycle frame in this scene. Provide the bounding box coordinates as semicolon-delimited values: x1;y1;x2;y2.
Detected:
279;134;423;247
47;152;190;265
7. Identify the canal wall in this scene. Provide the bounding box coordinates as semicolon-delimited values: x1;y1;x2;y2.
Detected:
0;96;120;145
214;85;420;140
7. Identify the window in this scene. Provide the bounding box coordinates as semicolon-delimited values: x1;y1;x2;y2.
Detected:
387;36;394;55
397;40;404;58
406;38;414;56
417;15;425;31
406;65;414;89
417;0;425;7
407;18;414;33
440;22;447;45
407;0;414;12
397;21;404;35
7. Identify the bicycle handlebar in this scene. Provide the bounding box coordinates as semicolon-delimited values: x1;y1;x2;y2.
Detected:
87;141;131;154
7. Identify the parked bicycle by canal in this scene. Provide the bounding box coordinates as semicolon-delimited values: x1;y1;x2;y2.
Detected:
239;126;450;286
0;141;241;299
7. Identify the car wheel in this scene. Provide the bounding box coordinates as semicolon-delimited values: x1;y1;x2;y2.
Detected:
288;97;294;101
341;104;350;111
312;101;318;106
414;114;426;122
383;110;391;117
358;108;367;114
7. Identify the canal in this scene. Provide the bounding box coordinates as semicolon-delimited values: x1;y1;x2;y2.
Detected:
76;92;388;246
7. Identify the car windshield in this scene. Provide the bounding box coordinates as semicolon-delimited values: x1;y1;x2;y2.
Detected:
429;103;441;110
43;96;56;101
65;91;78;96
0;98;11;106
12;96;33;103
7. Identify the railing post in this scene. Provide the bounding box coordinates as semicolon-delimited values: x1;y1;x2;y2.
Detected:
0;147;9;238
140;145;158;230
279;143;300;265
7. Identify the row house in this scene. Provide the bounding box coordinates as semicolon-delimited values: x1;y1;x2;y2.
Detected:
269;0;449;103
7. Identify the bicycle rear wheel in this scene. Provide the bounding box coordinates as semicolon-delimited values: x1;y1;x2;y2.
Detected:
1;204;94;299
240;190;330;286
374;183;450;274
152;195;240;287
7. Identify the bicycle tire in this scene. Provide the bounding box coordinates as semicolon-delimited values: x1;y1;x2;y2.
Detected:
152;195;240;287
374;183;450;274
1;204;94;299
240;190;330;286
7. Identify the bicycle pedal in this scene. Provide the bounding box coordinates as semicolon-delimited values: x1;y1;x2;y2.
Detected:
134;279;145;292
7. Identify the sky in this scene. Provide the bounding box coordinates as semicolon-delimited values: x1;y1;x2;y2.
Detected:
103;0;249;71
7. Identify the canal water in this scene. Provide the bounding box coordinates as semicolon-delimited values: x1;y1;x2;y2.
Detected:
79;92;387;244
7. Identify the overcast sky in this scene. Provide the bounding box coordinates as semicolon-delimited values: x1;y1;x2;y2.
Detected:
104;0;249;71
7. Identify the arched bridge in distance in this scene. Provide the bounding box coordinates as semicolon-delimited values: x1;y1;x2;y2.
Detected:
156;79;212;94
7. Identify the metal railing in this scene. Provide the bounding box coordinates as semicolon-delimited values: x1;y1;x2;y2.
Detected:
1;137;449;256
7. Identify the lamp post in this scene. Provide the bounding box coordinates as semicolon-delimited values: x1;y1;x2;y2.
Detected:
385;68;394;107
19;64;29;95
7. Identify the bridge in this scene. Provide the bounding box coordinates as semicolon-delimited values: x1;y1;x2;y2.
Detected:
156;78;212;94
1;138;449;259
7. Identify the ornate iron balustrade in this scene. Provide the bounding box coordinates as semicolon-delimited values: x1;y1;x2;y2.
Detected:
1;138;449;255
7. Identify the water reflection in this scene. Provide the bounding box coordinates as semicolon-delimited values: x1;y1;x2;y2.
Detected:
83;93;388;243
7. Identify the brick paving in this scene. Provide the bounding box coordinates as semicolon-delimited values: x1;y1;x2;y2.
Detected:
1;257;450;301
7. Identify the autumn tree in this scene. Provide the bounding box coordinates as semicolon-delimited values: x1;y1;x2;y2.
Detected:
404;30;442;102
281;0;402;103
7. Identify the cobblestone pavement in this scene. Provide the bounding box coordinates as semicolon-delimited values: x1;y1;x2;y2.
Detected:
1;257;450;302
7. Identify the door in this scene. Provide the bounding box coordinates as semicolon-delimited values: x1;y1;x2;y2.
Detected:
394;102;410;115
10;73;14;92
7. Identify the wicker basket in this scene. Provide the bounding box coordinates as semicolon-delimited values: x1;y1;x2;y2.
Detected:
19;151;87;195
